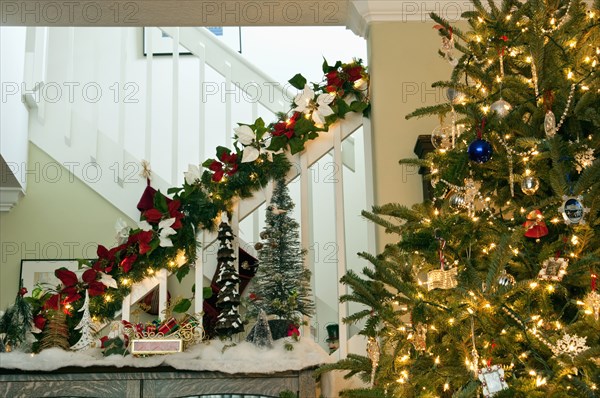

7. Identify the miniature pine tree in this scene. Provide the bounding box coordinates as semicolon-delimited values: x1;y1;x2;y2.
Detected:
70;290;96;351
0;288;33;351
246;309;274;349
39;307;70;351
214;220;244;338
322;1;600;396
249;178;314;325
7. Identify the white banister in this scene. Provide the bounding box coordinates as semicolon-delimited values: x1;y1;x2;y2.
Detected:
362;118;377;255
171;28;180;185
116;28;128;186
144;29;153;163
333;124;348;359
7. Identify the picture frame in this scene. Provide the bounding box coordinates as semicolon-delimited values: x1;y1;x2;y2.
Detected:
478;365;509;397
19;259;85;294
143;27;192;56
538;257;569;281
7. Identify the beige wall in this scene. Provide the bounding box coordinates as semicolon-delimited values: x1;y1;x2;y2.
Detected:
368;21;452;249
0;144;134;308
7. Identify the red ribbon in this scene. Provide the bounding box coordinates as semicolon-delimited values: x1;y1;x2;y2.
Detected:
477;118;486;140
499;35;508;56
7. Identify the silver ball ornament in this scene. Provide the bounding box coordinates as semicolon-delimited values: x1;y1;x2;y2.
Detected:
446;88;465;104
490;98;512;118
431;124;453;150
521;175;540;196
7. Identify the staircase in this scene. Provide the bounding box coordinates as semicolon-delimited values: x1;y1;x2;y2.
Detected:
21;26;373;357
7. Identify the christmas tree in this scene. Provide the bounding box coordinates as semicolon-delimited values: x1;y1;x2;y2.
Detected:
0;288;33;352
321;1;599;396
214;220;244;338
70;291;96;351
246;309;274;349
249;178;314;326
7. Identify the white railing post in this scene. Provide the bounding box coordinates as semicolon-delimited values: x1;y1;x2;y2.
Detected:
121;294;131;322
158;268;168;321
333;124;348;359
224;61;233;149
197;42;206;163
362;118;377;256
171;28;180;185
116;28;128;186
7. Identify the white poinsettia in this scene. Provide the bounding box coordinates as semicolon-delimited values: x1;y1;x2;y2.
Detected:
293;84;335;125
234;125;255;146
158;218;177;247
114;218;131;245
184;164;201;185
99;271;118;289
139;220;153;232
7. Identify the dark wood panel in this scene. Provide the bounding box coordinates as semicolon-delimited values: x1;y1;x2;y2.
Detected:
0;380;139;397
144;377;298;398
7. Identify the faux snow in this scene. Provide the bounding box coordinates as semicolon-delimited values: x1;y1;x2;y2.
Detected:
0;337;333;373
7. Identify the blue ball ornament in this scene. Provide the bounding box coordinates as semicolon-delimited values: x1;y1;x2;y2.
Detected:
468;139;493;163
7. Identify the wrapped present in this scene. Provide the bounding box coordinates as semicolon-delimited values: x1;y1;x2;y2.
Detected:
158;317;179;335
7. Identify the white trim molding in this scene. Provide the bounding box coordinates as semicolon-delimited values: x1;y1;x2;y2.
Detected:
348;0;475;37
0;186;24;212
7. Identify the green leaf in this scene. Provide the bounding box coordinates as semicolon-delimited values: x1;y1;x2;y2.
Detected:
268;135;288;152
307;132;319;140
154;190;168;213
203;287;213;299
350;100;368;114
322;57;330;74
336;99;351;117
202;158;215;168
215;146;230;159
167;187;181;195
173;298;192;313
294;117;315;135
176;265;190;282
254;117;265;129
289;137;306;155
288;73;307;90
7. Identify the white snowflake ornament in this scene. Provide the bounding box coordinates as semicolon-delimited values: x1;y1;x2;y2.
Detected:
574;145;595;173
552;333;590;358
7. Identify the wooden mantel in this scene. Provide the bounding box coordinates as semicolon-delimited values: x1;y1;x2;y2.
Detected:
0;366;317;398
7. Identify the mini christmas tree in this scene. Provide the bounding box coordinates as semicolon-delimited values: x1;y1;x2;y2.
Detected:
249;178;314;325
321;0;599;396
246;309;273;349
70;290;96;351
39;307;70;351
0;287;33;352
214;220;244;338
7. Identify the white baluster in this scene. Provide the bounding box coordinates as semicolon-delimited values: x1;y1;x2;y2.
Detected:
197;42;206;163
171;28;180;185
300;152;314;339
195;231;205;327
224;61;232;149
116;28;128;186
121;294;131;322
158;268;168;321
362;118;377;255
144;28;153;163
333;124;348;359
64;27;75;147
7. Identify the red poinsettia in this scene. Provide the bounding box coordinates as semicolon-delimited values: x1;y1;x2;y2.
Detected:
43;268;82;312
119;254;138;274
93;244;126;273
143;199;183;229
128;230;154;255
326;70;344;90
272;112;300;139
344;65;363;82
82;268;106;296
209;151;239;182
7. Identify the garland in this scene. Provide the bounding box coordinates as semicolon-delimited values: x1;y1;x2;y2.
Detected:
27;59;370;326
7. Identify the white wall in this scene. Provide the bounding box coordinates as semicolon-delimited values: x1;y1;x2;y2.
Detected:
1;27;29;189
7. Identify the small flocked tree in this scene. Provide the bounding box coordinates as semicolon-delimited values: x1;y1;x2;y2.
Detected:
214;220;244;338
246;309;274;349
249;178;314;325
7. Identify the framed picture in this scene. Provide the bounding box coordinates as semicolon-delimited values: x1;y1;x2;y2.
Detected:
478;365;509;397
19;259;85;294
538;257;569;281
143;27;192;56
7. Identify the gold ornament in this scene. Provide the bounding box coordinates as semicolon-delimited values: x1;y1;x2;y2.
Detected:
584;290;600;321
427;267;458;290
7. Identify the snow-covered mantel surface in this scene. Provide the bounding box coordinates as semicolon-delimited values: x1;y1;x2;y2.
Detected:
0;338;333;373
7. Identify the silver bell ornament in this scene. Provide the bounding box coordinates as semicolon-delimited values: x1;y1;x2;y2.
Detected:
431;124;453;150
449;193;466;209
521;175;540;196
490;98;512;118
